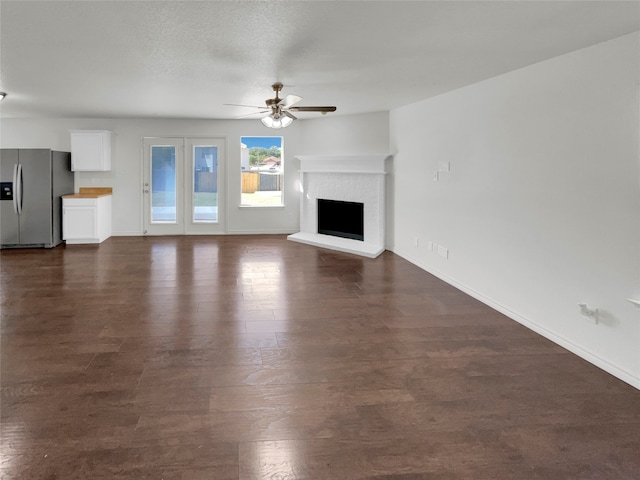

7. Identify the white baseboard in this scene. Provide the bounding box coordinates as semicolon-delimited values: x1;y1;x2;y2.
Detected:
392;247;640;391
226;229;297;235
111;231;142;237
112;230;297;236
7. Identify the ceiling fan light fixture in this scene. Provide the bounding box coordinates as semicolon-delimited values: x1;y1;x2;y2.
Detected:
261;115;276;128
280;115;293;128
261;112;293;129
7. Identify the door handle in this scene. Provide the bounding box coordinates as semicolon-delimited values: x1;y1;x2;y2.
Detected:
12;164;18;215
16;164;23;215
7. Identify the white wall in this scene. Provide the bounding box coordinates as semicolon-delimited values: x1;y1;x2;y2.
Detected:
390;32;640;388
299;111;389;155
0;113;389;236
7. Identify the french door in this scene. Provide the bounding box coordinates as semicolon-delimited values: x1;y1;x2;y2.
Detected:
143;137;225;235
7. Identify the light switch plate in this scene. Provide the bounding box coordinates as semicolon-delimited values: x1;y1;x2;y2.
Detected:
437;245;449;259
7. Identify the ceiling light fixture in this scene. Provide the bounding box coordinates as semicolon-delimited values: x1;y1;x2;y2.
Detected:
261;108;294;129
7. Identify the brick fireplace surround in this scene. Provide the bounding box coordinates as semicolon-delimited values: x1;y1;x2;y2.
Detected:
288;155;391;258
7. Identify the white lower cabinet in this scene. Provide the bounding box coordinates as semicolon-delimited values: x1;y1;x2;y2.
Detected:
63;195;112;244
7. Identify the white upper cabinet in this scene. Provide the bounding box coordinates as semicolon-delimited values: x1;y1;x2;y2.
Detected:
70;130;112;171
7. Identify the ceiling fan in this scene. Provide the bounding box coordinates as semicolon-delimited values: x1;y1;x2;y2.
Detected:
225;83;337;129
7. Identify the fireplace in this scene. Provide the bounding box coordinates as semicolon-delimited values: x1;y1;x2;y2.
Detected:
317;199;364;241
288;154;391;258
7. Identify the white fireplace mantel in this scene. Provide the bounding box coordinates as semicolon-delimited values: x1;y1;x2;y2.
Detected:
288;154;392;258
296;154;389;175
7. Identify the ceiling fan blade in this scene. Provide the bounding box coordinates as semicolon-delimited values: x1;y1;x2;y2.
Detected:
288;106;337;113
224;103;265;109
283;110;297;121
277;94;302;108
236;110;270;119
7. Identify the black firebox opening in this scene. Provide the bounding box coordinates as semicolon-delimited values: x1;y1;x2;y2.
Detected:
317;199;364;241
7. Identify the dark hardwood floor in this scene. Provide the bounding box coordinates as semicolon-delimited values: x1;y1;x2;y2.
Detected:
1;235;639;479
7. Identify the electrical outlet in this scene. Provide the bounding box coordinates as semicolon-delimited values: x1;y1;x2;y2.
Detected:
414;237;420;247
432;171;439;182
437;245;449;259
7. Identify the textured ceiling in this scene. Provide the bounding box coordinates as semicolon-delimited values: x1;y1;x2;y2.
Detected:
1;1;638;120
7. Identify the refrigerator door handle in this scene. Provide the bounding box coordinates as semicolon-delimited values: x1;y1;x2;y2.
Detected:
12;164;18;215
16;163;23;215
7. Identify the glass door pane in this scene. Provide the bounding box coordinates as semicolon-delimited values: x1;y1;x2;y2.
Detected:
185;137;225;235
143;137;184;236
192;145;218;223
151;145;177;223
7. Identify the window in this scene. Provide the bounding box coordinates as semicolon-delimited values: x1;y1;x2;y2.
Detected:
240;136;283;206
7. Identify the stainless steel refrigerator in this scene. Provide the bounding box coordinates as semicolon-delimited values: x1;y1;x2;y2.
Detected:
1;149;74;249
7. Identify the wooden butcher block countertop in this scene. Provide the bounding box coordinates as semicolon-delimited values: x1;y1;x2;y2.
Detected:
63;187;113;198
